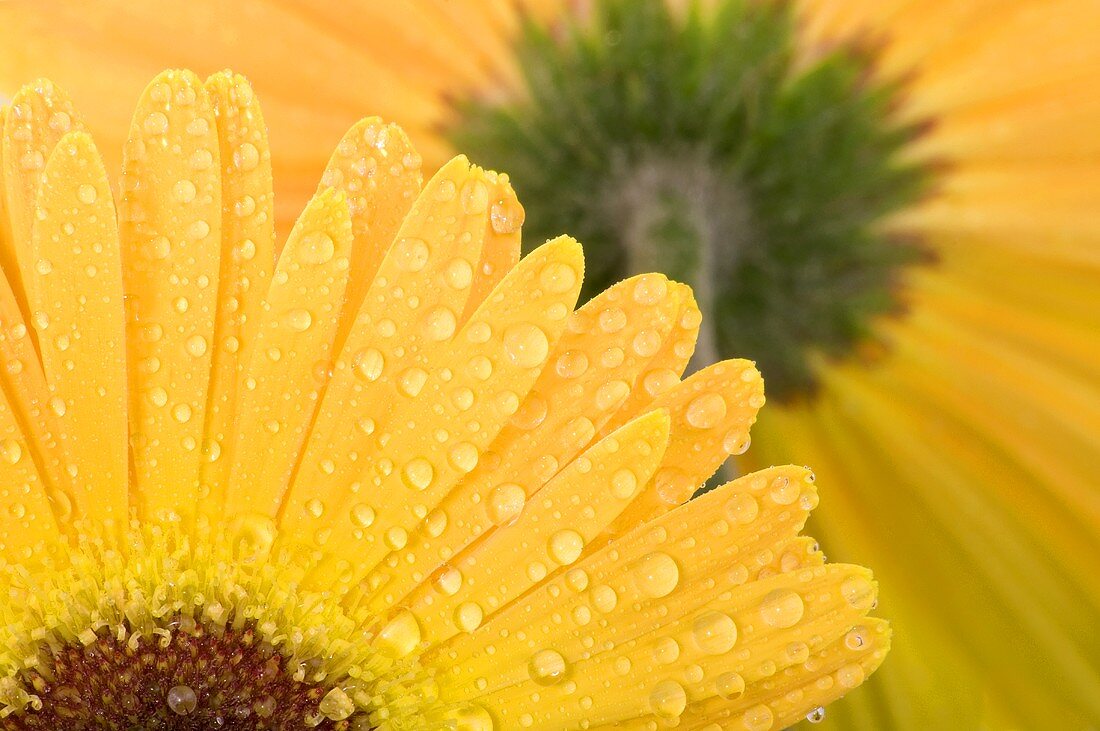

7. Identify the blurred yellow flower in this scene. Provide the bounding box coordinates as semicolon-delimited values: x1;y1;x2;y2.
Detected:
1;0;1097;728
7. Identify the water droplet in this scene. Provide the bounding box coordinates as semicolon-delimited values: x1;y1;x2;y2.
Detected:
299;231;335;264
549;529;584;565
633;274;668;305
715;671;745;699
837;663;866;688
147;387;169;407
433;178;457;202
528;649;568;686
351;503;375;528
742;704;775;731
398;367;428;397
445;258;473;289
353;348;384;381
841;574;875;610
1;439;23;464
189;148;213;171
555;350;589;379
807;707;826;723
234;142;259;171
648;679;687;719
77;184;97;204
461;178;489;214
490;197;524;233
423;306;457;341
591;584;618;612
393;237;429;272
726;493;759;524
318;687;354;721
608;468;641;501
455;602;484;632
377;610;421;658
595;380;630;410
144;111;169;136
685;392;727;429
487;483;526;525
402;458;434;491
449;442;478;473
692;610;738;654
759;588;804;628
186;335;208;357
166;685;197;716
172;403;192;423
172;179;197;203
502;323;549;368
634;552;679;598
284;308;312;332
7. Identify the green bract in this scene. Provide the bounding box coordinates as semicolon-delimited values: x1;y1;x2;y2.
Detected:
453;0;928;399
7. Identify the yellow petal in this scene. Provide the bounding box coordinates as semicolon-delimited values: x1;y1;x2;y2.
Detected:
197;71;276;521
1;79;85;310
30;131;127;524
119;69;222;522
224;188;352;516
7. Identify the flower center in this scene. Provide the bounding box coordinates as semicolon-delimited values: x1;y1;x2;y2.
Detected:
453;0;929;399
5;617;362;730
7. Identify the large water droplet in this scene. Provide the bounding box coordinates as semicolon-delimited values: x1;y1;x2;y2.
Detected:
759;588;804;628
487;484;526;525
692;610;738;654
634;552;679;598
549;529;584;565
377;610;421;658
648;679;687;719
402;458;435;491
299;231;335;264
685;392;727;429
503;323;549;368
527;649;568;686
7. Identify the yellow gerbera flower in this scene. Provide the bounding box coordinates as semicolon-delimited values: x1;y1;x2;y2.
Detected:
0;70;884;728
3;2;1096;728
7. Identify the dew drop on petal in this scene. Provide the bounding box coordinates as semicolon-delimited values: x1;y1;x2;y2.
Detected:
742;704;775;731
648;679;687;719
715;671;745;700
634;552;679;598
487;484;526;525
759;588;804;628
685;392;727;429
549;529;584;565
376;610;421;658
503;323;549;368
402;458;435;491
528;649;568;686
692;610;738;654
299;231;335;264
